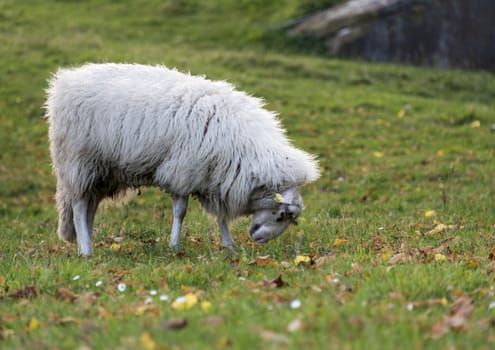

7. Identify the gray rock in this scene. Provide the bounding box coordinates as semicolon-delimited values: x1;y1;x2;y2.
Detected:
289;0;495;70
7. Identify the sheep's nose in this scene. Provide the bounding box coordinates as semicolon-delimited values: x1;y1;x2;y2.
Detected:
249;224;260;236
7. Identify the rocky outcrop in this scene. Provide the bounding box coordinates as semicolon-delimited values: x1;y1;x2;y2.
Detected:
289;0;495;70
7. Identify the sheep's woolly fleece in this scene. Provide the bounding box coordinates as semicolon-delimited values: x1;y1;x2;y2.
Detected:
45;63;319;220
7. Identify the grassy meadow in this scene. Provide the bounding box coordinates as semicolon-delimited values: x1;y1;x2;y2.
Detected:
1;0;495;349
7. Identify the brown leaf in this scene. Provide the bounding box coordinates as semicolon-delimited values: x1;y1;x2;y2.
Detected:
204;315;224;326
431;296;474;338
450;296;474;321
263;275;288;289
55;288;79;303
388;253;406;264
260;330;290;344
9;285;37;299
160;318;188;330
255;255;272;267
351;262;362;274
486;261;495;274
79;291;99;304
57;316;78;326
489;245;495;261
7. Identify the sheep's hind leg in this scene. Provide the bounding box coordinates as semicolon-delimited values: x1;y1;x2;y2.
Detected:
73;196;92;256
218;219;235;250
169;196;188;250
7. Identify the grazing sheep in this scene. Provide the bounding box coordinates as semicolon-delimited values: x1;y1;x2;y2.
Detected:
45;63;319;255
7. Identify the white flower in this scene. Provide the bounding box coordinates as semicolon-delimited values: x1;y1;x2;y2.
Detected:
144;297;153;305
159;294;169;301
117;283;126;292
290;299;301;309
72;275;81;281
489;301;495;309
149;290;157;296
95;280;103;287
407;303;414;311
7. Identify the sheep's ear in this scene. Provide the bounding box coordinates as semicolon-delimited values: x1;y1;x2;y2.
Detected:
281;187;302;220
281;187;302;206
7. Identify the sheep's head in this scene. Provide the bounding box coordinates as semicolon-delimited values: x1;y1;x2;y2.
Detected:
248;187;302;243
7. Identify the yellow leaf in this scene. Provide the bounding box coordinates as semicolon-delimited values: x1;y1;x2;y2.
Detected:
274;193;283;203
140;332;155;350
255;255;272;267
373;151;384;158
110;243;121;251
397;108;406;118
441;297;448;306
380;252;391;261
424;210;436;218
434;253;446;263
436;149;445;157
426;223;454;235
333;238;349;247
470;120;480;128
294;255;311;266
200;301;212;312
2;329;15;338
28;318;39;331
171;293;198;310
466;260;479;268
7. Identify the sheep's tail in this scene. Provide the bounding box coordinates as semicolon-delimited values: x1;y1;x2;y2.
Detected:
56;190;76;242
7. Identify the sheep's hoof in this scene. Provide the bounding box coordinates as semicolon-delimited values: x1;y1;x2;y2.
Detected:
223;243;237;252
78;249;92;257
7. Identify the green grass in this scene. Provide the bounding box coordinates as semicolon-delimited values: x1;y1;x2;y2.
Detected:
1;0;495;349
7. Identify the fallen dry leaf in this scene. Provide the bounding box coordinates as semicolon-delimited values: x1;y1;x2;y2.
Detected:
334;238;350;247
351;262;362;274
9;285;37;299
485;261;495;274
424;210;436;218
287;319;303;332
140;332;155;350
27;318;39;332
263;275;288;289
160;318;188;330
200;301;212;312
294;255;311;266
204;315;224;326
255;255;272;267
426;223;456;235
465;259;480;269
260;330;290;344
57;316;78;326
0;329;15;340
55;287;79;303
434;253;447;263
488;246;495;261
431;296;474;338
134;304;159;317
171;293;198;310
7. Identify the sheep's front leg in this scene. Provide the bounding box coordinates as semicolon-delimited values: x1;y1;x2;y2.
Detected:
73;196;92;256
169;195;188;250
218;219;235;250
87;194;101;238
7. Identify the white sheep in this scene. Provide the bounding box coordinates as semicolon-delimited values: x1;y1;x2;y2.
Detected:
45;63;319;255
